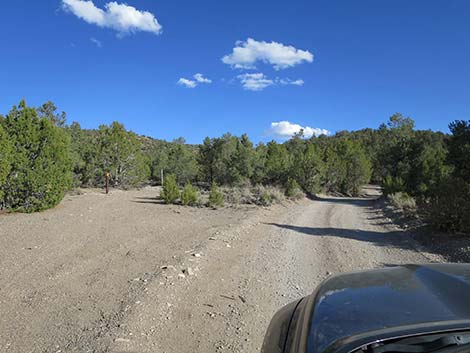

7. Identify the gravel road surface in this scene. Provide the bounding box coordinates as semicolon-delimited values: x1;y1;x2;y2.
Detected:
0;186;444;353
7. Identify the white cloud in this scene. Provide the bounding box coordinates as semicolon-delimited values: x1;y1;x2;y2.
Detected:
268;121;329;139
236;73;305;91
177;73;212;88
222;38;313;70
238;73;274;91
62;0;162;36
177;78;197;88
278;78;305;86
291;79;305;86
90;37;102;47
193;73;212;84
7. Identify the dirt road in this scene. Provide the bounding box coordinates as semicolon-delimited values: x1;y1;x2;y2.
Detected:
0;186;443;353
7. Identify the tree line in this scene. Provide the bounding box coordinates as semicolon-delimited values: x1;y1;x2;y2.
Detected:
0;100;469;233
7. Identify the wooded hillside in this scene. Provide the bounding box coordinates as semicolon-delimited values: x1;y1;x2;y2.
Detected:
1;100;468;233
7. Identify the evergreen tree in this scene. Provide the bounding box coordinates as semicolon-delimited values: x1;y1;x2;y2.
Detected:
321;138;371;196
231;134;255;184
264;141;290;185
298;142;324;194
148;140;171;184
342;140;372;196
166;143;198;184
67;122;100;187
2;100;72;211
208;183;224;208
251;143;267;185
198;134;241;185
97;122;149;188
0;124;12;205
181;183;198;206
447;120;470;180
161;174;179;204
37;101;67;127
198;137;216;184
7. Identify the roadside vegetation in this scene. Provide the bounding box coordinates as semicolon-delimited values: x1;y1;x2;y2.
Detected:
0;100;469;234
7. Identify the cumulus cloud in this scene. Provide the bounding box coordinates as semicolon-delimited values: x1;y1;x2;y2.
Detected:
222;38;313;70
177;74;212;88
62;0;162;36
177;78;197;88
268;121;329;139
291;79;305;86
90;37;102;47
193;73;212;84
237;73;274;91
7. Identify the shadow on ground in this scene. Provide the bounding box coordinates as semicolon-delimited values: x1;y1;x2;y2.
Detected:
132;196;164;205
309;195;378;208
268;192;470;263
265;222;410;250
268;191;410;249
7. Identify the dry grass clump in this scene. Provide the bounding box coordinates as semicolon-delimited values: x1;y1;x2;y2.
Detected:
221;185;286;207
388;192;417;216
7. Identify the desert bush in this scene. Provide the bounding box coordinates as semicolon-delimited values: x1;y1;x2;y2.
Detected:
253;185;285;206
208;183;224;208
285;178;305;200
253;185;272;206
161;174;179;204
181;183;198;206
388;192;417;215
220;185;286;206
221;185;253;205
259;190;272;206
382;176;405;196
266;186;285;204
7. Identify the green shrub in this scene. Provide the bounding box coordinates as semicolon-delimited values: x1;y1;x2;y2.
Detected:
382;175;405;196
1;101;72;212
181;183;198;206
428;177;470;233
285;178;304;200
208;183;224;208
161;174;179;204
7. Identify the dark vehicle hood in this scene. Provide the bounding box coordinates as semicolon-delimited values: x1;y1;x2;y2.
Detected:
308;263;470;353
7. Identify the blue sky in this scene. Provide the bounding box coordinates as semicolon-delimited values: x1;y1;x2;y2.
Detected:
1;0;469;143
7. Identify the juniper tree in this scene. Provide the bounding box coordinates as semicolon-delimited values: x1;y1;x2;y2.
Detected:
0;124;12;205
2;100;72;211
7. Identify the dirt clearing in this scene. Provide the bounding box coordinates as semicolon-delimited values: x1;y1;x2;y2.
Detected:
0;186;444;353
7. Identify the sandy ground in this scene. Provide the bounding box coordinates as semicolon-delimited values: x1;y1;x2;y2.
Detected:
0;186;444;353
